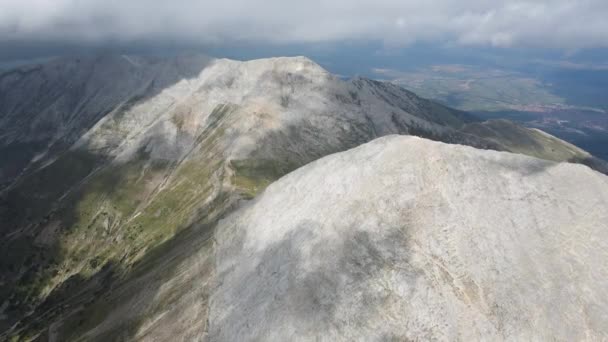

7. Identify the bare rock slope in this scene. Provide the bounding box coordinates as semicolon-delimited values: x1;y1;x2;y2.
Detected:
1;55;606;340
211;135;608;341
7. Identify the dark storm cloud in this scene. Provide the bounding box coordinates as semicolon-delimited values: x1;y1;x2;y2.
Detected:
2;0;608;49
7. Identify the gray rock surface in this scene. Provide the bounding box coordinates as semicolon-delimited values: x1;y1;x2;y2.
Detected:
2;55;607;341
210;135;608;341
1;54;601;193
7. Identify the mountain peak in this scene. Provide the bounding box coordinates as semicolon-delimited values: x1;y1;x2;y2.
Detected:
211;134;608;341
227;55;330;78
1;53;607;341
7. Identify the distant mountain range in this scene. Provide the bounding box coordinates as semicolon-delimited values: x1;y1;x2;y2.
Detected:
1;55;606;341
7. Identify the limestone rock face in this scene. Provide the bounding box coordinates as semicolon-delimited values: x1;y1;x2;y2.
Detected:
2;55;607;341
210;135;608;341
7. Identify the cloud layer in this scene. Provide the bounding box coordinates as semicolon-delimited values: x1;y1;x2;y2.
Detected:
2;0;608;49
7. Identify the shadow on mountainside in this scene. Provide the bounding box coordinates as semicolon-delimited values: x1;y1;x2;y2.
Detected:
45;219;219;342
209;219;419;341
0;54;214;193
0;140;231;341
2;54;606;341
0;56;229;341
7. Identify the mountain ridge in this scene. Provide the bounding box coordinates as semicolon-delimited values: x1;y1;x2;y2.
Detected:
210;135;608;341
1;54;607;341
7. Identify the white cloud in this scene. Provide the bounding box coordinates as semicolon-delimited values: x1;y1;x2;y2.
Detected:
1;0;608;49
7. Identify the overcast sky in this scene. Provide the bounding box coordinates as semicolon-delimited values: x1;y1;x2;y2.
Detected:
1;0;608;50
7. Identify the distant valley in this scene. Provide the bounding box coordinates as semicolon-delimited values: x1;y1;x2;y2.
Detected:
375;64;608;160
480;107;608;160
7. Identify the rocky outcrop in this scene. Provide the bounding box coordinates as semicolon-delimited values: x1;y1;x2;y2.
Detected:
211;135;608;341
1;55;606;341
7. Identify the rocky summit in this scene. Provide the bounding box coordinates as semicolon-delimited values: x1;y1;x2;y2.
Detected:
0;55;607;341
211;136;608;341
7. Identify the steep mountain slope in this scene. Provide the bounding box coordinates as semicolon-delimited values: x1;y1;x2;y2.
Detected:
212;136;608;341
1;55;606;340
461;119;608;173
0;55;214;190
